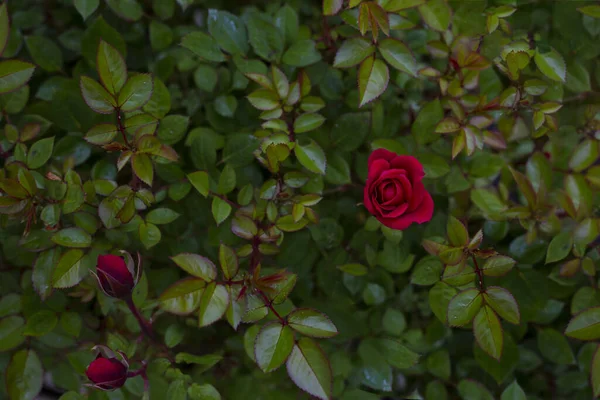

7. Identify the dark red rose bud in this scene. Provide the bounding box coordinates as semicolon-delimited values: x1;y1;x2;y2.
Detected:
364;149;434;230
85;354;128;390
94;253;136;299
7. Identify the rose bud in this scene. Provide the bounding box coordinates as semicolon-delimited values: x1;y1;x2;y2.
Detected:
92;251;140;299
364;149;434;230
85;346;129;391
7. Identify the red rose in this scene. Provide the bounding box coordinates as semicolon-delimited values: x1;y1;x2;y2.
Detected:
85;354;128;390
94;253;136;299
364;149;434;230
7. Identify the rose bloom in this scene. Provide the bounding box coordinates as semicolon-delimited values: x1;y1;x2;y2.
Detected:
94;254;136;299
85;354;128;390
364;149;434;230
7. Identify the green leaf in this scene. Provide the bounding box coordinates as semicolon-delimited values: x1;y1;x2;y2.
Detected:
358;56;389;108
412;99;443;145
534;47;566;82
214;95;237;118
27;137;54;169
378;38;417;76
457;380;493;400
52;249;86;288
60;312;82;337
569;139;599;172
146;208;180;225
382;308;406;335
591;345;600;397
481;255;515;277
0;294;22;317
80;76;115;114
159;278;205;315
383;0;426;12
106;0;143;21
255;322;294;372
85;123;118;145
217;164;236;194
429;281;458;323
247;13;284;62
6;350;43;400
421;154;450;178
338;263;368;276
166;380;187;400
139;221;161;249
149;20;173;51
333;37;375;68
171;253;217;282
0;3;9;56
25;36;63;72
118;74;153;111
74;0;99;20
565;306;600;340
501;380;527;400
219;244;239;280
418;0;451;31
538;328;575;364
0;316;26;351
0;60;35;95
247;89;279;110
282;40;322;67
471;189;506;215
24;310;57;336
207;9;248;55
181;32;226;63
448;288;483;327
188;384;221;400
484;287;520;324
411;256;443;286
286;338;332;400
358;339;392;391
473;305;503;360
447;215;468;246
579;5;600;18
188;171;210;197
157;114;189;145
377;338;420;369
294;113;326;134
51;227;91;248
198;282;229;327
426;349;451;380
132;153;154;186
97;40;127;95
545;231;573;264
324;0;343;15
294;138;327;175
212;196;232;225
288;308;338;338
331;112;371;152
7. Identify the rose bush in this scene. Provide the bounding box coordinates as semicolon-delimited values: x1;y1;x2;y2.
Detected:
1;0;600;399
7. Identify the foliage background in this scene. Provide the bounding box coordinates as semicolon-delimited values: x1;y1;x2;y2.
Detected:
1;0;600;399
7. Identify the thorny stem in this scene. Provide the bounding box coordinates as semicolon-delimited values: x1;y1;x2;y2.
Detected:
116;108;130;147
249;236;261;274
127;361;149;393
472;254;485;291
125;297;175;363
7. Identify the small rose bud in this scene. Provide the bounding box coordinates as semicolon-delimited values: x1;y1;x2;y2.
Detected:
93;252;139;299
85;347;129;391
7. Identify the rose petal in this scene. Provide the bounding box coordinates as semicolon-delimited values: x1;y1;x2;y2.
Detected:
97;254;134;287
378;189;434;230
368;148;397;167
86;357;127;385
367;159;390;182
389;155;425;182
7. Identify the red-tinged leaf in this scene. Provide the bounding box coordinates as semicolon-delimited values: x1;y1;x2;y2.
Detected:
483;286;520;324
131;153;153;186
358;56;389;108
286;338;332;400
473;305;503;360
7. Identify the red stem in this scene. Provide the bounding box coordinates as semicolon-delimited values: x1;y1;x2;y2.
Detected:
116;108;130;147
125;297;175;363
257;290;286;324
249;236;261;274
209;191;240;209
472;255;485;291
